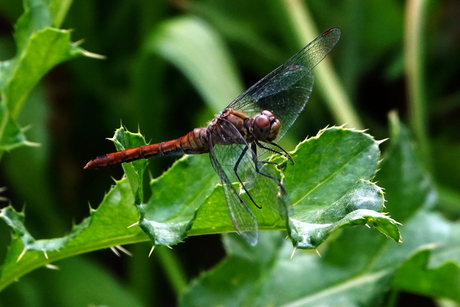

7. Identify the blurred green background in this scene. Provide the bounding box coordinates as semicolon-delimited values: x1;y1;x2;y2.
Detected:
0;0;459;306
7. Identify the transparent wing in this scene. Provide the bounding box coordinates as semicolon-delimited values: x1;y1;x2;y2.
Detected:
246;143;292;217
228;28;341;140
209;144;259;246
208;121;291;246
212;141;291;218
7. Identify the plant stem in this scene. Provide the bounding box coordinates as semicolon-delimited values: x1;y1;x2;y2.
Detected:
282;0;364;129
156;246;188;295
405;0;431;169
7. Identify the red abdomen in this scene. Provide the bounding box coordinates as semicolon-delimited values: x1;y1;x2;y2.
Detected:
84;128;209;169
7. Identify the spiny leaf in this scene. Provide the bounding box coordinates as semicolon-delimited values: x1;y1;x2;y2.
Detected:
285;127;400;248
138;153;218;245
0;0;96;153
0;104;31;151
112;127;149;204
145;16;243;113
0;179;145;291
178;117;449;307
0;125;401;291
111;126;398;248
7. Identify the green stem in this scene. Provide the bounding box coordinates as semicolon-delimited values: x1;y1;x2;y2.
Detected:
282;0;363;129
128;244;158;304
156;246;188;295
49;0;73;27
405;0;431;169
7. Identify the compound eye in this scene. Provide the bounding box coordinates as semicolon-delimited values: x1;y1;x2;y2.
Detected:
252;110;280;142
253;114;271;141
255;115;270;129
261;110;275;117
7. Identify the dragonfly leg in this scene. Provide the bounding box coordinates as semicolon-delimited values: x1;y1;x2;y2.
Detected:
233;145;262;209
255;140;294;164
250;143;287;195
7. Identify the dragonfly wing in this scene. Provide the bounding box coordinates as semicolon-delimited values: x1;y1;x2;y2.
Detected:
209;119;292;242
212;141;291;222
209;145;258;246
229;28;341;140
248;144;292;217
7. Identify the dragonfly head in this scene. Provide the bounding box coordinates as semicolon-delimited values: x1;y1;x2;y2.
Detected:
252;110;281;142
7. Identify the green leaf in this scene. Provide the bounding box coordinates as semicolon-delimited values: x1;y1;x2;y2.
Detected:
378;113;436;222
0;103;31;151
191;183;285;237
14;0;53;51
179;232;287;307
138;154;218;246
180;116;449;306
1;205;88;254
0;179;146;291
376;114;460;302
107;126;220;246
0;0;95;155
111;127;149;204
145;16;243;113
285;127;400;248
3;27;85;118
110;126;397;248
180;231;394;307
287;127;380;206
48;0;74;27
392;224;460;302
1;123;399;291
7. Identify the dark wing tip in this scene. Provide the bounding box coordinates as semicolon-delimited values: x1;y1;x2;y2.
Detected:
322;27;340;37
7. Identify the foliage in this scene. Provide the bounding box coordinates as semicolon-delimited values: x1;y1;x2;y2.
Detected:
1;0;459;306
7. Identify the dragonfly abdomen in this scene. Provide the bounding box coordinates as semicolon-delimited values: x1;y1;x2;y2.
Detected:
84;128;209;169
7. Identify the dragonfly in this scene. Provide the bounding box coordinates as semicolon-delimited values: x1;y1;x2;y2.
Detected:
85;28;341;246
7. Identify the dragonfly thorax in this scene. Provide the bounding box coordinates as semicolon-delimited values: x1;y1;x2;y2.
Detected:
250;110;280;142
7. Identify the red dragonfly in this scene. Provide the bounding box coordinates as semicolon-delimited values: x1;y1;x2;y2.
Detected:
85;28;341;245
